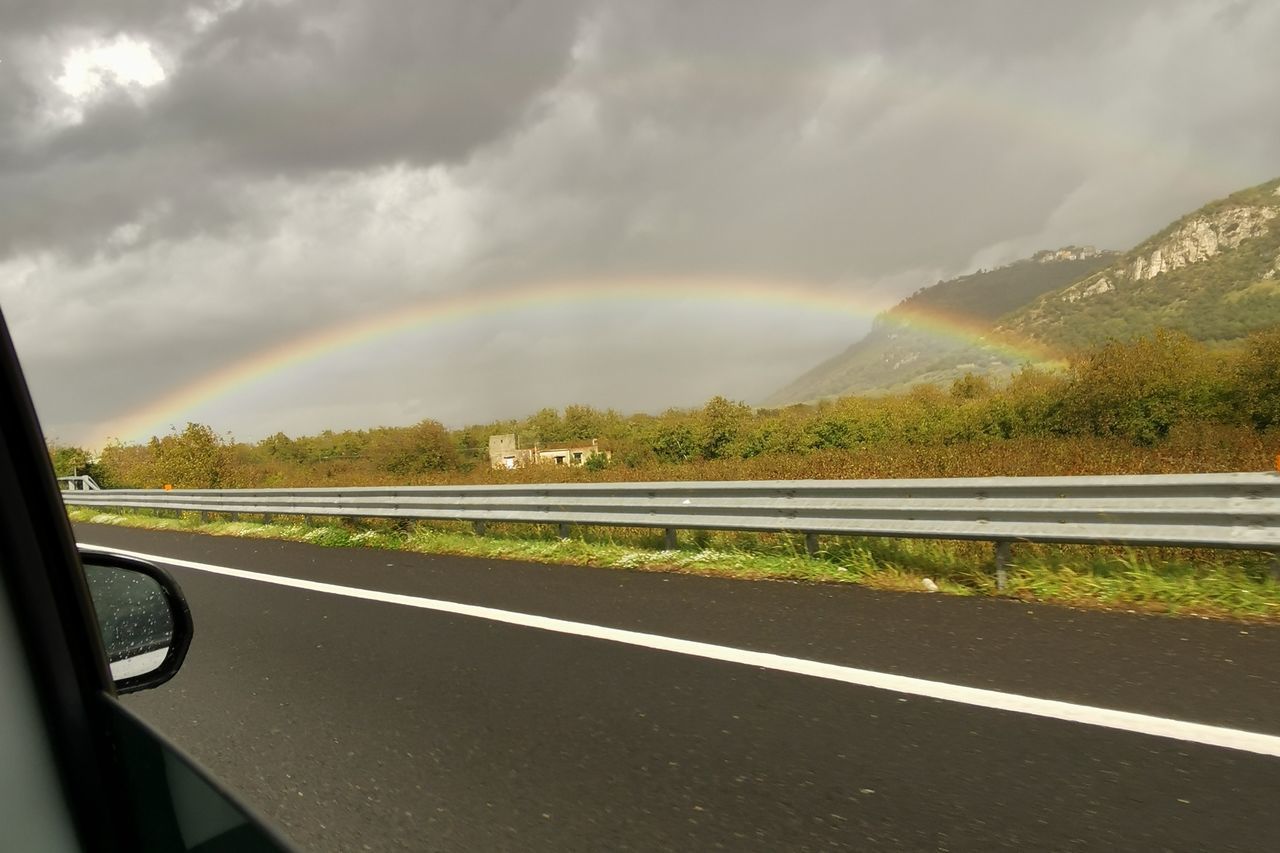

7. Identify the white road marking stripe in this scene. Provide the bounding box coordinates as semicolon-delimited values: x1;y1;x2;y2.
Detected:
110;647;169;680
81;542;1280;759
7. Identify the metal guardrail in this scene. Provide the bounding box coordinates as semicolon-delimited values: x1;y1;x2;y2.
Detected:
57;475;100;491
61;474;1280;588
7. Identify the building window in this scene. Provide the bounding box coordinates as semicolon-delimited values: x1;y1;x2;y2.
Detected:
572;452;583;464
554;456;565;465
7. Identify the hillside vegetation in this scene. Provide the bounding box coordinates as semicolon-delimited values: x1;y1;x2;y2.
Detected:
52;329;1280;490
897;248;1117;321
1004;178;1280;349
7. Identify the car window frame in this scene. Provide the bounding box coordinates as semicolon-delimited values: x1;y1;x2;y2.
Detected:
0;308;130;850
0;307;298;853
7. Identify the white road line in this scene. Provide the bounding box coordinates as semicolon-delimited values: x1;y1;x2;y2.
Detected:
81;542;1280;759
110;647;169;680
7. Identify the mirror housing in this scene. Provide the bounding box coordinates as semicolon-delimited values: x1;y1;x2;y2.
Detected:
78;548;193;694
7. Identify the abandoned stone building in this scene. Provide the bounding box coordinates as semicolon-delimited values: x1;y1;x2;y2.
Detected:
487;434;610;469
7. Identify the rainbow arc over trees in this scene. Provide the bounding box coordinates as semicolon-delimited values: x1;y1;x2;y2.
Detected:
95;277;1058;447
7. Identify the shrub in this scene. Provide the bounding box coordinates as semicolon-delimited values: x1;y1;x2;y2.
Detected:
1060;331;1228;445
1235;327;1280;431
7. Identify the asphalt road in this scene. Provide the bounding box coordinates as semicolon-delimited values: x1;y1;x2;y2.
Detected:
76;523;1280;852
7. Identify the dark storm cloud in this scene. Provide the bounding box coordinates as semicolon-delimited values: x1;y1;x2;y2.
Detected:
1;0;588;255
3;0;1280;445
0;0;1251;260
447;0;1280;286
2;0;184;35
56;0;589;176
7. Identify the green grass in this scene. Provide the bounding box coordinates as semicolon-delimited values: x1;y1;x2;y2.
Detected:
67;507;1280;623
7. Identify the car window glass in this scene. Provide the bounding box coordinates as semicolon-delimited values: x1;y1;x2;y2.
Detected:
83;562;174;682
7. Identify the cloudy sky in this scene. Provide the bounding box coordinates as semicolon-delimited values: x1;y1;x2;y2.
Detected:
2;0;1279;447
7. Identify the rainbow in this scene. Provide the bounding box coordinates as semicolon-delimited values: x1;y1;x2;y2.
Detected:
82;59;1256;450
93;276;1060;448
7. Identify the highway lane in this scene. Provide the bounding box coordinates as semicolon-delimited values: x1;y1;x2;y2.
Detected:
78;523;1280;851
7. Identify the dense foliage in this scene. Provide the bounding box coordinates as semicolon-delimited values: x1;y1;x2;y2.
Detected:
48;330;1280;490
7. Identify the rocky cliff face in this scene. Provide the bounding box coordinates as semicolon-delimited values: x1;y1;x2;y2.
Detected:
1128;207;1275;281
1032;246;1105;263
1264;250;1280;280
1056;207;1277;305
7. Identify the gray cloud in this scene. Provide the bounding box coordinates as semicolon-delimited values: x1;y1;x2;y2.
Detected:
2;0;588;256
82;0;589;180
2;0;185;35
2;0;1279;446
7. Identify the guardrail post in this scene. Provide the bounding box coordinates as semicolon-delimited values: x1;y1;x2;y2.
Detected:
805;532;820;557
473;521;486;536
664;527;677;550
199;511;209;524
994;540;1012;591
1270;554;1280;584
557;522;571;539
263;513;273;525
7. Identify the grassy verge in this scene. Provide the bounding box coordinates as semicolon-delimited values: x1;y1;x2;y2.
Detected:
67;507;1280;623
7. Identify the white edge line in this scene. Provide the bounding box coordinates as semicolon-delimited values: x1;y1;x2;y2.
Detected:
110;647;169;680
80;542;1280;759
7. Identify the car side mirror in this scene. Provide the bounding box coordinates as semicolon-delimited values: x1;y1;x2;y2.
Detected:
79;549;193;694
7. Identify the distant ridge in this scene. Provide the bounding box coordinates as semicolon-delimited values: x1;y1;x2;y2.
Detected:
769;176;1280;405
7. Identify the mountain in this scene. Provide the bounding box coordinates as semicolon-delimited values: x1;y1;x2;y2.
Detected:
999;178;1280;349
768;176;1280;406
765;247;1116;405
